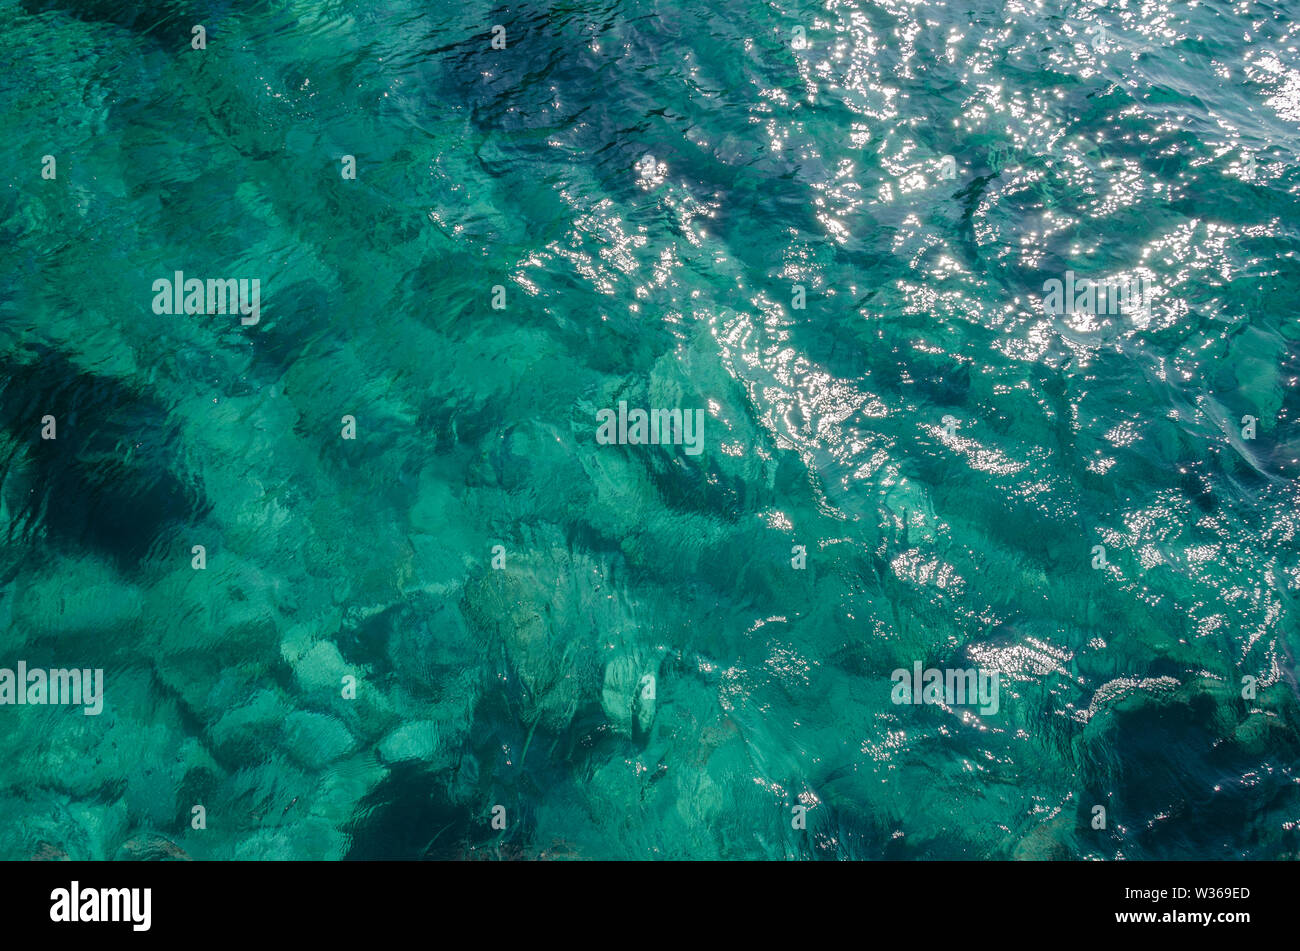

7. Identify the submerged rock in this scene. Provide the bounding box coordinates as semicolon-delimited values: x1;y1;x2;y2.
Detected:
378;721;440;764
28;842;69;861
460;544;625;733
116;833;191;861
601;653;657;737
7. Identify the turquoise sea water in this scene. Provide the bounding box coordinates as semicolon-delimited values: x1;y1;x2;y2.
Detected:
2;0;1300;860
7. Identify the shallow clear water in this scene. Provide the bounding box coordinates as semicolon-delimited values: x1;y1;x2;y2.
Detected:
2;0;1300;860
